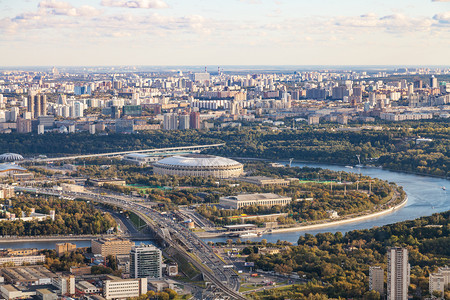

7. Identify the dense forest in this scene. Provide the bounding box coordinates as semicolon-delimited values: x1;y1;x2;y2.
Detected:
0;195;116;236
1;121;447;177
244;210;450;300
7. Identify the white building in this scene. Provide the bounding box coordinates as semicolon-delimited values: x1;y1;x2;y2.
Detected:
103;277;147;300
51;275;75;296
219;193;292;209
0;255;45;266
387;247;410;300
429;266;450;298
130;244;162;279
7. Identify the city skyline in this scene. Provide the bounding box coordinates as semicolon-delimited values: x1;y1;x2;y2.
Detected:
1;0;450;66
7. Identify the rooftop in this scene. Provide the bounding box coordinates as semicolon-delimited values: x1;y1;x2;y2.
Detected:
222;193;289;201
155;154;242;168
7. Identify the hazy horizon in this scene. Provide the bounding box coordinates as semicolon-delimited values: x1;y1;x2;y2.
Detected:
1;0;450;66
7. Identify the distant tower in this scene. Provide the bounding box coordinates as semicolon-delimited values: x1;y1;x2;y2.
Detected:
387;247;410;300
430;75;438;89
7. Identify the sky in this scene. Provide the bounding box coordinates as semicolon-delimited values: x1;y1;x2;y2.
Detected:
1;0;450;66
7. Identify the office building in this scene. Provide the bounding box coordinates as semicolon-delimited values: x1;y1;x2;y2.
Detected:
219;193;292;209
369;266;384;296
103;277;147;300
130;244;162;279
429;266;450;298
91;238;134;257
387;247;410;300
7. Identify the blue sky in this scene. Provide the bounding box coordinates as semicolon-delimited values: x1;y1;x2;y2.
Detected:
1;0;450;66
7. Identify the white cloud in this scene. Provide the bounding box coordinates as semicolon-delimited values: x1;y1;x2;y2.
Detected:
434;11;450;24
101;0;169;9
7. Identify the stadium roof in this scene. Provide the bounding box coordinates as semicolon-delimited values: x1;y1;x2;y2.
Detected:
155;154;242;168
0;153;24;161
0;163;27;172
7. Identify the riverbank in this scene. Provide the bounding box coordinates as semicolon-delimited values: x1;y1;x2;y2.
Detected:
268;195;408;234
0;233;153;244
197;192;408;239
233;157;449;180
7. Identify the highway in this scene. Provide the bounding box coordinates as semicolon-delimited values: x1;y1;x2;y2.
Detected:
23;144;225;163
22;187;246;300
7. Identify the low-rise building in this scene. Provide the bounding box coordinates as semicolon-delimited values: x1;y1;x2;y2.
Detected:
103;276;147;300
166;262;178;277
236;176;291;187
0;255;45;267
219;193;292;209
0;284;22;300
36;288;57;300
122;153;158;165
76;281;100;294
89;178;126;187
1;266;56;285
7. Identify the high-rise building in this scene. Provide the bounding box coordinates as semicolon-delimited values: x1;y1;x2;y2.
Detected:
430;76;438;89
387;247;410;300
72;102;84;118
16;118;32;133
369;266;384;296
27;93;47;118
163;113;178;130
130;244;162;279
178;114;190;130
189;111;201;129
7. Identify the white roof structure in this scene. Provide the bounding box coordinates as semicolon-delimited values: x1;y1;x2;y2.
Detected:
155;154;241;168
0;153;24;161
0;163;26;172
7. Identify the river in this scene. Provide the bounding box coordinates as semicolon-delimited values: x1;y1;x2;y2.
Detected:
203;162;449;245
1;162;448;249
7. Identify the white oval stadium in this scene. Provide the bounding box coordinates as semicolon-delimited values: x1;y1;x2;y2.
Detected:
153;154;243;178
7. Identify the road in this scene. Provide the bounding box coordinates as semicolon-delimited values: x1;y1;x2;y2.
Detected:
22;144;225;163
23;186;246;300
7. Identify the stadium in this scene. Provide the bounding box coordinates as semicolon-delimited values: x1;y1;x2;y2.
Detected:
153;154;243;178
